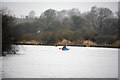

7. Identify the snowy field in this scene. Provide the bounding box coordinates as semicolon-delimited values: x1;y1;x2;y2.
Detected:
2;45;118;78
0;57;2;79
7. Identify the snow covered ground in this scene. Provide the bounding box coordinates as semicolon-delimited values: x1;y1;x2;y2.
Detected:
2;45;118;78
0;57;2;79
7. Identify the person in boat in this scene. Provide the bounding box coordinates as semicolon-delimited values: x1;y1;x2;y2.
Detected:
55;44;57;47
62;45;67;50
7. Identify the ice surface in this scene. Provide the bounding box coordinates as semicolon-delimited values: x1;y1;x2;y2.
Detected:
2;45;118;78
0;57;2;79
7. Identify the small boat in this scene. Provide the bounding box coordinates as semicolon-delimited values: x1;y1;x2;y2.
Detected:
62;48;69;51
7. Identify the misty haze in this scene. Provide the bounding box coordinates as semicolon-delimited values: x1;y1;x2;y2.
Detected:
1;2;119;78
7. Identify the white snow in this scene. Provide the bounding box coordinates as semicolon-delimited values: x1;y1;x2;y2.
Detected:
2;45;118;78
0;57;2;79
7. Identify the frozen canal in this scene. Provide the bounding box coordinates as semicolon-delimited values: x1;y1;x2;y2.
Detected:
2;45;118;78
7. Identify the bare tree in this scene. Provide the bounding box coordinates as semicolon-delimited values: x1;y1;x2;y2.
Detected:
29;10;36;18
84;6;113;30
97;7;113;30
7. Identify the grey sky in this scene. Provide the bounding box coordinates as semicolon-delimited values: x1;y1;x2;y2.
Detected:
1;0;120;2
2;2;118;18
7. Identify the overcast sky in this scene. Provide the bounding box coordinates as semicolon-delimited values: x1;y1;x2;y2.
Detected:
2;1;118;18
1;0;119;2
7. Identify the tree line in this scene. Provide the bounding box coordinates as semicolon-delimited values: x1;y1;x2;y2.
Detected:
15;6;118;45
